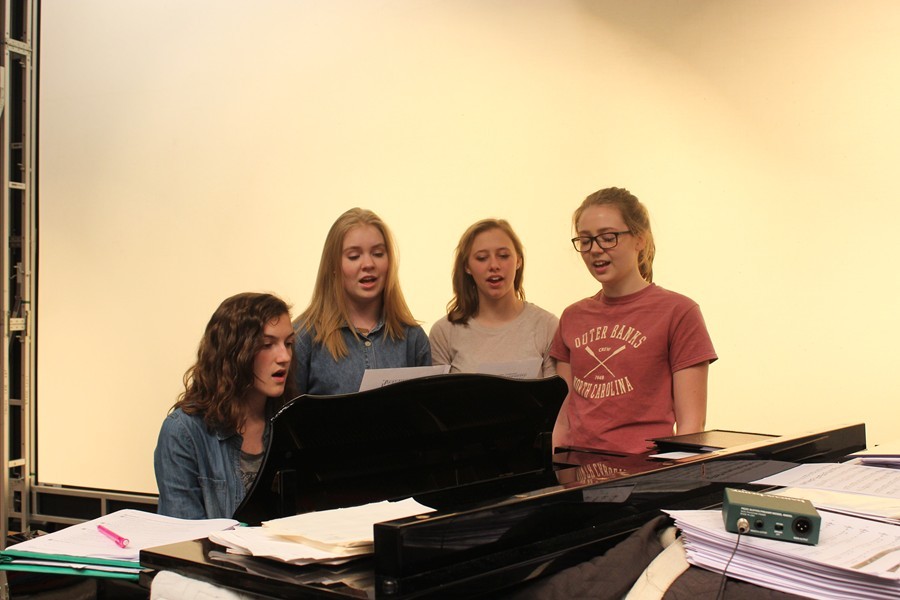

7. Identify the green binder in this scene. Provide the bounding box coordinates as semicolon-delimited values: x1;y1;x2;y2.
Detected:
0;549;141;580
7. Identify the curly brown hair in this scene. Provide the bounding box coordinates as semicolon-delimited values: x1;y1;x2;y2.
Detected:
174;292;294;433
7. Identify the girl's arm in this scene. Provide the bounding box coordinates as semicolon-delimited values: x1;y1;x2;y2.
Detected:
292;328;312;395
552;361;573;449
428;320;451;366
154;414;206;519
412;325;432;366
672;362;709;435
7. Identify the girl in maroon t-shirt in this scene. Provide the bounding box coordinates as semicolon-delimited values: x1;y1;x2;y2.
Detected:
550;187;717;454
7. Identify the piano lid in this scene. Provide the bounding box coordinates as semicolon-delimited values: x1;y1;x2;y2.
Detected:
233;373;567;525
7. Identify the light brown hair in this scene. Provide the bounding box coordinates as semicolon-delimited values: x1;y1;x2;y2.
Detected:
446;219;526;324
574;187;655;283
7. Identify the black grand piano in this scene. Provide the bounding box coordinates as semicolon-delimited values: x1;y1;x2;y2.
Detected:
140;374;866;598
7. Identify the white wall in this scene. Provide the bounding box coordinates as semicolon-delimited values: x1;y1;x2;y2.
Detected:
38;0;900;494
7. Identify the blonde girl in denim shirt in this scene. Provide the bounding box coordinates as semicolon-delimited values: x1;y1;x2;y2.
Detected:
154;293;296;519
293;208;431;396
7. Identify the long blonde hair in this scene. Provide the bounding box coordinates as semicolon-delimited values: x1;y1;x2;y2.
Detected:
296;208;417;359
574;187;656;283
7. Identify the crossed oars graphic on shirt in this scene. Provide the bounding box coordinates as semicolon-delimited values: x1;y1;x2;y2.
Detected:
583;344;627;378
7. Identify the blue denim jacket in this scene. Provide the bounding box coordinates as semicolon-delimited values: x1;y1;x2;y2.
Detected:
154;407;271;519
293;320;431;395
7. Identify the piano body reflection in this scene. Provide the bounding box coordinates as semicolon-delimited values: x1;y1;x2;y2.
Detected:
140;374;866;598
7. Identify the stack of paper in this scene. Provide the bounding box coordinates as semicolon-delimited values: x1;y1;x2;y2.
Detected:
660;462;900;598
0;509;238;580
208;527;364;565
850;456;900;469
666;509;900;599
210;498;433;565
845;440;900;469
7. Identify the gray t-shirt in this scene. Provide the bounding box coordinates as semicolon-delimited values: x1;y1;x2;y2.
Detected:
239;450;264;492
429;302;559;377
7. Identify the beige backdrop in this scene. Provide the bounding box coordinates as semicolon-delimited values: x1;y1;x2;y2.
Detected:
38;0;900;494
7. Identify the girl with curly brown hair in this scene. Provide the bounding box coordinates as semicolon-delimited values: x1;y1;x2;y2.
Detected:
154;292;295;519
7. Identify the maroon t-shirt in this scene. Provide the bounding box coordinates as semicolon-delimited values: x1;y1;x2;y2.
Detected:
551;284;717;454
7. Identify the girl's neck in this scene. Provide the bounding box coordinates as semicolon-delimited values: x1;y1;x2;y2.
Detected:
474;293;524;327
238;396;267;454
602;277;650;298
347;299;383;332
242;390;268;420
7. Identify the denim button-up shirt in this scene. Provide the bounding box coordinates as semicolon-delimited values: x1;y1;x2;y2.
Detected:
154;406;272;519
293;319;431;396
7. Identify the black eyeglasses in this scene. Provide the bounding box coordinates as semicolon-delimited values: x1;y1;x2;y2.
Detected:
571;231;631;253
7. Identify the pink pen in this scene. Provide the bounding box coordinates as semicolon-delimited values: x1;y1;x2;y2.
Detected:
97;524;129;548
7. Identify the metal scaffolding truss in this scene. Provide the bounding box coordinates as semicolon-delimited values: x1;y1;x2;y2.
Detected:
1;0;37;545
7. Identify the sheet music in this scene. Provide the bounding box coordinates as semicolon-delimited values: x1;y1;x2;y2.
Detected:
262;498;434;549
209;527;364;564
358;365;449;391
753;463;900;498
5;509;238;562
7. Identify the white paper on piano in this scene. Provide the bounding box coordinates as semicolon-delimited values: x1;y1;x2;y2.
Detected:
772;486;900;523
752;462;900;499
261;498;434;550
648;451;701;460
5;509;238;562
209;527;366;565
475;357;542;379
358;365;449;392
